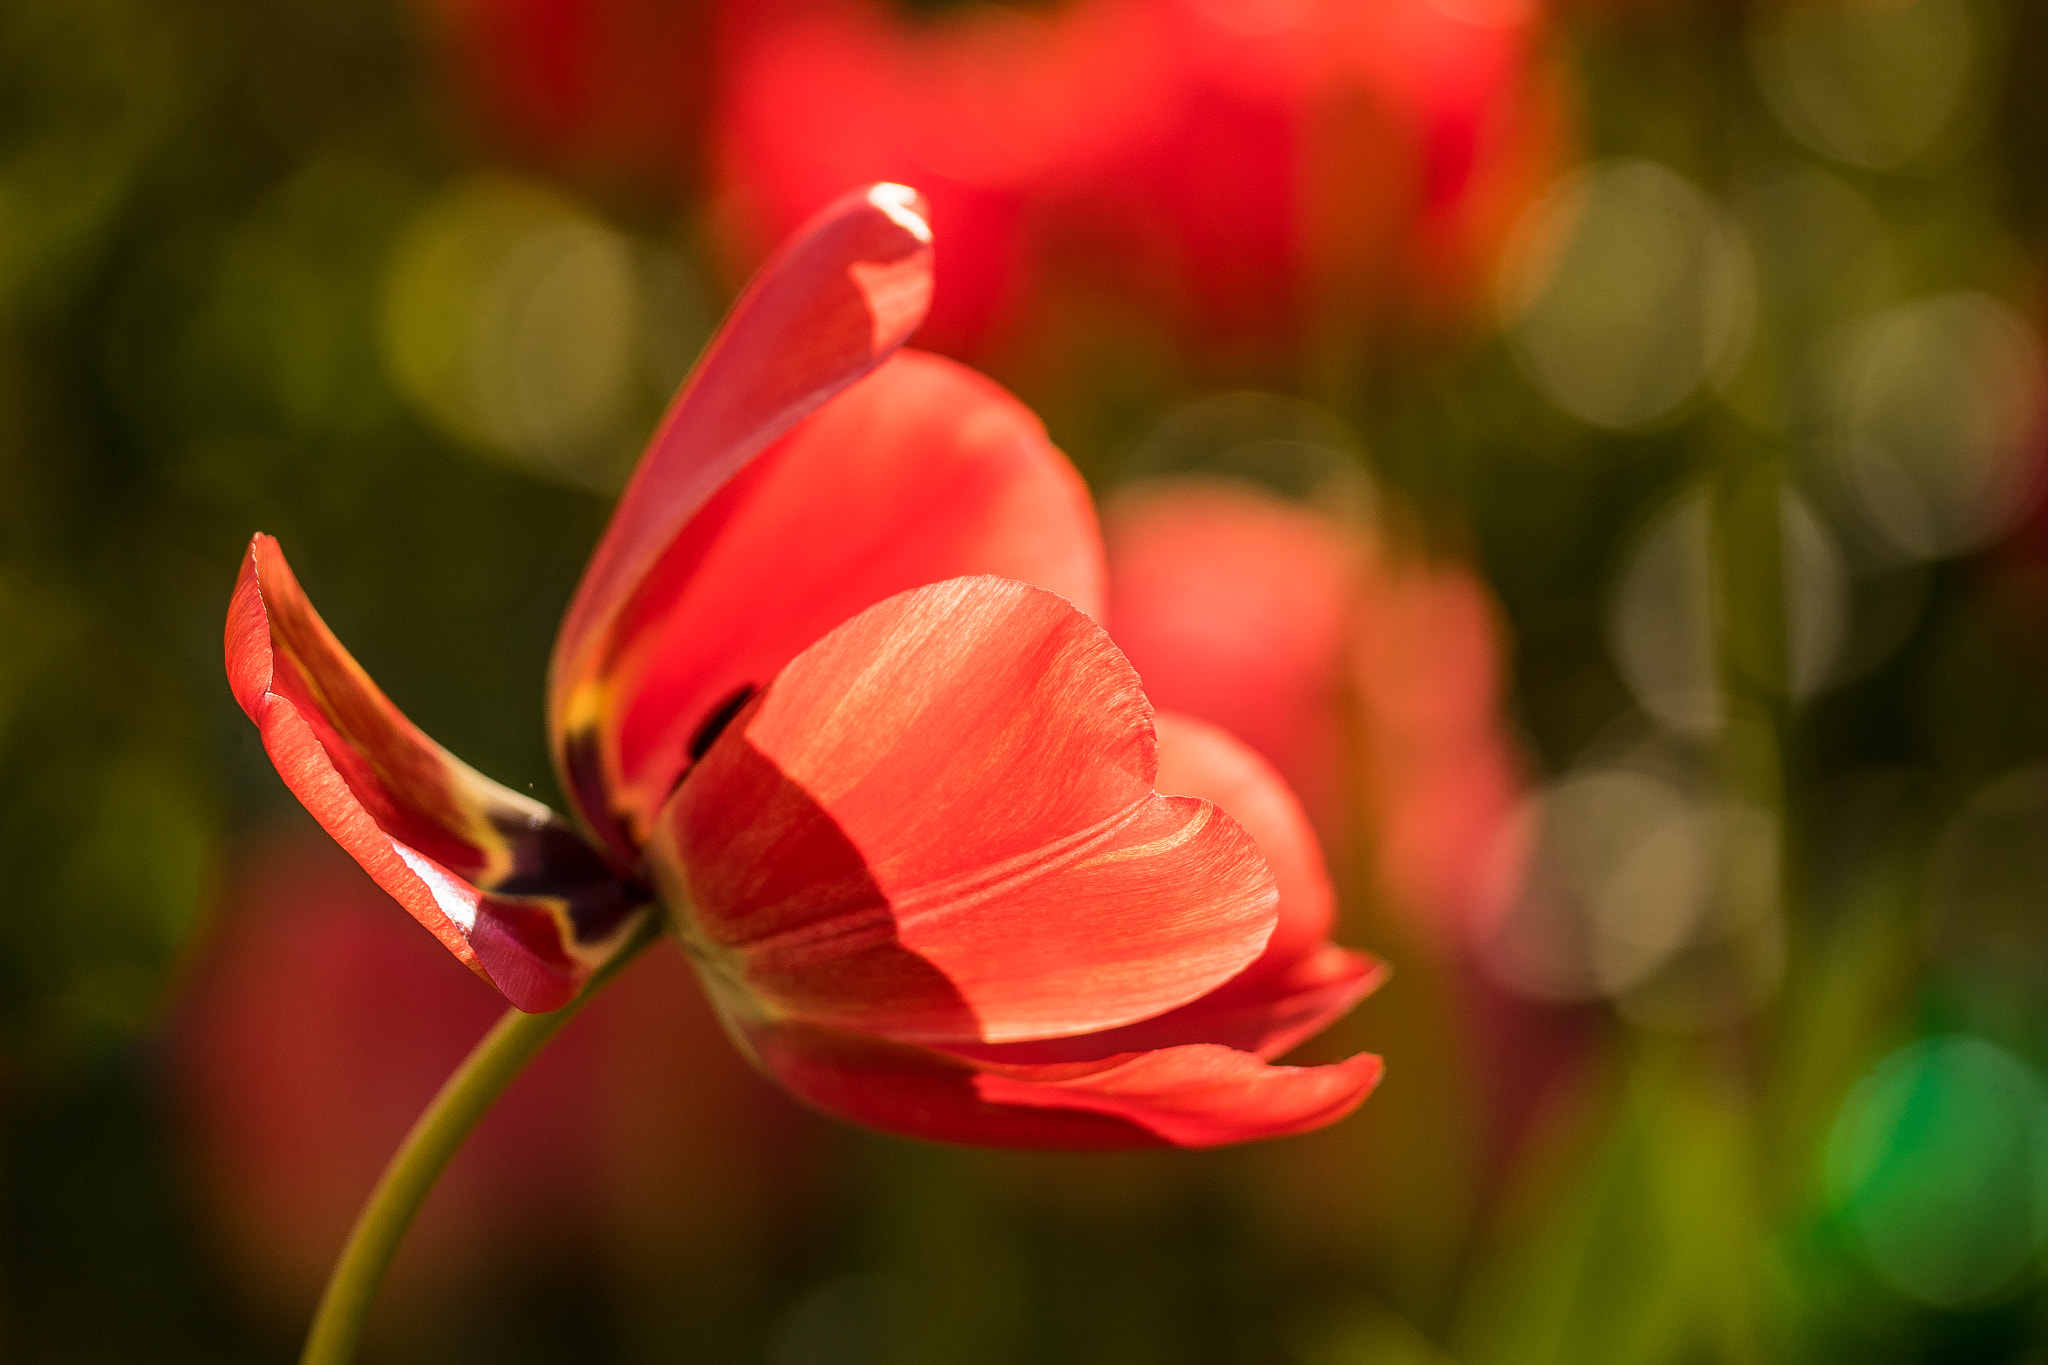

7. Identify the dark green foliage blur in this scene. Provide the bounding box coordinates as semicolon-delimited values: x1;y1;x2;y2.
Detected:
4;0;2048;1360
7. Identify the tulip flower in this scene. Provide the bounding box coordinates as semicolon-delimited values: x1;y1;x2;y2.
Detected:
225;184;1382;1158
713;0;1563;356
1103;479;1586;1159
418;0;716;181
1105;478;1522;947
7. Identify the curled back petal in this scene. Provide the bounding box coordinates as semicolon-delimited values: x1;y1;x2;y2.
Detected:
1152;711;1336;973
550;183;935;858
226;535;646;1011
648;577;1277;1046
952;714;1386;1064
589;350;1104;842
741;1019;1383;1151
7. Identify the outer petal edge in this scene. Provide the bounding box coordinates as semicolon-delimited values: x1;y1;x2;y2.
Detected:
742;1019;1382;1151
227;536;641;1012
550;184;936;853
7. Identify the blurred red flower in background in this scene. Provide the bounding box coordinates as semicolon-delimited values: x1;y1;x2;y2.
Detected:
1102;478;1582;1153
1105;477;1522;946
222;185;1383;1150
714;0;1565;357
419;0;717;182
172;829;805;1321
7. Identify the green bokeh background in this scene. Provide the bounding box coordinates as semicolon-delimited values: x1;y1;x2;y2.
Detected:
5;0;2048;1359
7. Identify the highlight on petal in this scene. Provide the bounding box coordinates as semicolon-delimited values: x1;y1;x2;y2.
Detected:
743;1020;1384;1151
584;350;1104;840
551;183;935;850
648;577;1279;1046
226;535;645;1011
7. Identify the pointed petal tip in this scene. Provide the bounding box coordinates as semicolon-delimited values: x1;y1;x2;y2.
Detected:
865;183;932;244
586;351;1107;834
548;181;941;821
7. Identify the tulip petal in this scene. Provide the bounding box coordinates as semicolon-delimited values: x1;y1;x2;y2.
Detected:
551;183;935;857
585;350;1103;842
945;712;1382;1065
649;577;1277;1045
1106;478;1365;850
1146;715;1387;1056
1152;711;1335;973
226;535;646;1011
933;712;1382;1063
1161;942;1385;1060
953;943;1386;1066
743;1020;1383;1151
971;1042;1384;1150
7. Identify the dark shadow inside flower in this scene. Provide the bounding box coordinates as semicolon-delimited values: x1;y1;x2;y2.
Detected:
687;682;759;762
670;716;986;1045
561;727;626;865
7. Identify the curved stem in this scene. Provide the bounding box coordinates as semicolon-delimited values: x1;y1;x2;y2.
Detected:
299;922;660;1365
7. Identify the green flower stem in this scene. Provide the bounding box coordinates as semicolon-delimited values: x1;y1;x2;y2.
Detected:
299;919;661;1365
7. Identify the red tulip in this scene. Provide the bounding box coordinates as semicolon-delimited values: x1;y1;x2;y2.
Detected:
1105;478;1522;946
419;0;717;180
1104;480;1586;1161
713;0;1564;356
172;831;806;1319
224;184;1383;1150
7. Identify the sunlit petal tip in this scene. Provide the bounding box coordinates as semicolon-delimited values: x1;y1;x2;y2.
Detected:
1228;944;1390;1060
226;535;643;1013
549;184;940;838
577;350;1106;841
865;182;934;244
